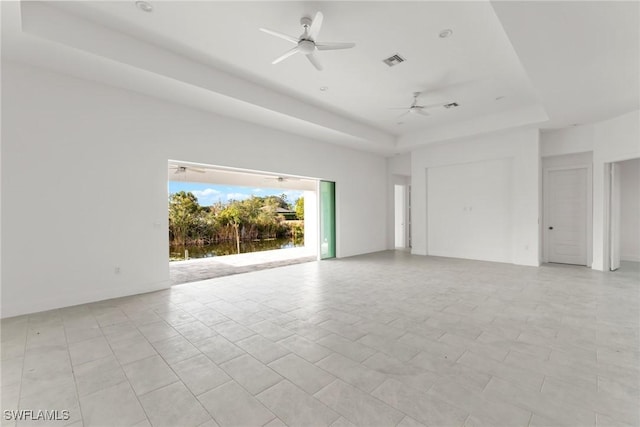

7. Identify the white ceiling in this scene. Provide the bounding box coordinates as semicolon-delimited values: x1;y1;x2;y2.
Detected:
2;1;638;155
168;161;317;191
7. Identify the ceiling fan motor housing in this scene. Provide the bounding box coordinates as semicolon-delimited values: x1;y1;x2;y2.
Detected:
298;40;315;54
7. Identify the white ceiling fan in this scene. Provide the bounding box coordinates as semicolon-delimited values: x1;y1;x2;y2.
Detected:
390;92;449;118
170;165;206;174
260;12;355;71
264;176;300;183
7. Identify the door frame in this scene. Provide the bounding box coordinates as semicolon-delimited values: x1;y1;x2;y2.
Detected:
542;164;593;265
603;156;640;271
394;184;407;248
319;180;336;259
390;175;411;250
609;163;621;270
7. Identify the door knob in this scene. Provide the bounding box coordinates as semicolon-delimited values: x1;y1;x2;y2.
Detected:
548;226;554;230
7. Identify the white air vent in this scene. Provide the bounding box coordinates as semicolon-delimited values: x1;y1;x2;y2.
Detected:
383;54;405;67
444;102;459;109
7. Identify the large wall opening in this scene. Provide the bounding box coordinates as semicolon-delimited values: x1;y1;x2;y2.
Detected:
168;161;319;284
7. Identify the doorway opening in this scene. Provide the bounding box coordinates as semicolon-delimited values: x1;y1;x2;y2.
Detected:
167;161;327;284
608;158;640;271
394;185;408;248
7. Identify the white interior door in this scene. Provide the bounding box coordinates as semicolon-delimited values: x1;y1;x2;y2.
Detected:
394;185;406;248
546;168;588;265
610;163;621;270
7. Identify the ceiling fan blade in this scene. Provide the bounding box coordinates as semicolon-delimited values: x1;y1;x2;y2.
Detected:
397;111;411;119
306;51;323;71
414;108;430;116
388;107;411;110
272;46;300;64
308;11;323;40
418;102;446;110
259;28;298;44
316;42;355;51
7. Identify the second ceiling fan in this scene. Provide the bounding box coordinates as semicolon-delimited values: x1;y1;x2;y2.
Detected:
260;12;355;71
390;92;449;118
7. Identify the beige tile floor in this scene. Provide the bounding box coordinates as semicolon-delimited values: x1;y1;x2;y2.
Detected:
1;251;638;427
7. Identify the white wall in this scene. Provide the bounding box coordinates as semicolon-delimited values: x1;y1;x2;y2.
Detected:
388;153;411;176
303;190;318;255
1;62;388;318
540;125;594;157
411;128;540;266
541;110;640;270
427;157;514;263
619;158;640;261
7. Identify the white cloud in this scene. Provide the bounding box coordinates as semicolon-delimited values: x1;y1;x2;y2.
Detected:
192;188;220;198
226;192;251;201
253;188;264;192
192;188;221;206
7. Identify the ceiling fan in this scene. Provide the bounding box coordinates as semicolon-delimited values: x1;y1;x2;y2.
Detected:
264;176;300;183
390;92;448;118
170;165;205;174
260;12;355;71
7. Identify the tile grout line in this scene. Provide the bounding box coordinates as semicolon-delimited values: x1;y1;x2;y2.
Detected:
99;313;153;427
61;312;87;427
126;307;235;423
255;377;342;427
12;315;30;427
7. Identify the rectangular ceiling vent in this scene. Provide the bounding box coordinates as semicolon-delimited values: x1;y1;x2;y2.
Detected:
382;54;405;67
443;102;459;109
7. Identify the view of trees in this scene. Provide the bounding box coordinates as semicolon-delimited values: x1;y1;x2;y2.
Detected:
169;191;304;255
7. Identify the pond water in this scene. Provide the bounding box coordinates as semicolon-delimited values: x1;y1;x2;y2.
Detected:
169;237;304;260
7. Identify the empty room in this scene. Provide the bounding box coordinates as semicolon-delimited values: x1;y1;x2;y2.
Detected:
1;1;638;427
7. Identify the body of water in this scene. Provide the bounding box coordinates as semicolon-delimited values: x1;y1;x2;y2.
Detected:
170;237;304;260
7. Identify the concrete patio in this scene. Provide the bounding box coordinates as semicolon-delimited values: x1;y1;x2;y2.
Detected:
169;247;317;285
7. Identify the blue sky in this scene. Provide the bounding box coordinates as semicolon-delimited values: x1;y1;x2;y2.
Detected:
168;181;304;206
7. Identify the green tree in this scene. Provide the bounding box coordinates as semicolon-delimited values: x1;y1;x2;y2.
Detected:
294;197;304;220
169;190;303;256
169;191;201;246
263;195;290;210
280;193;289;208
217;201;244;254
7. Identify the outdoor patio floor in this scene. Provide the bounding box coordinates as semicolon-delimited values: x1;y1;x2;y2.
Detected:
170;247;317;285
